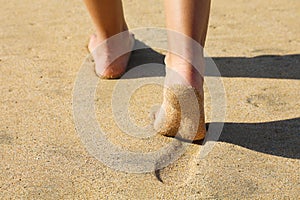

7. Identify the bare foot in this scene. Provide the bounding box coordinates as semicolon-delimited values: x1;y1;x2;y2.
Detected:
88;31;135;79
154;53;206;141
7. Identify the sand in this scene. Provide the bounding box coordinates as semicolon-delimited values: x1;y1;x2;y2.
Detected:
1;0;300;199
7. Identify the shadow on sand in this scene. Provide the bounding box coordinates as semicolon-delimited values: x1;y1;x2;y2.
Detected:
124;39;300;159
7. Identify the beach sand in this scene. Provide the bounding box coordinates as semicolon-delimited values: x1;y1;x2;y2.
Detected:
1;0;299;199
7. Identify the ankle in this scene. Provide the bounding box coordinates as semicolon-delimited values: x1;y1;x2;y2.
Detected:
95;22;129;43
89;29;133;53
164;53;204;92
166;53;204;76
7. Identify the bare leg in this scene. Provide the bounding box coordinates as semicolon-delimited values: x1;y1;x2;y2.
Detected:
154;0;210;141
83;0;134;78
164;0;210;92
